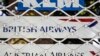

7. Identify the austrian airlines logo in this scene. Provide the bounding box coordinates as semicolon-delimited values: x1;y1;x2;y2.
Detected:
90;51;100;56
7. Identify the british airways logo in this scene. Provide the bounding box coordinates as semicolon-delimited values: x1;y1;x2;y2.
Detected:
17;0;85;11
59;18;98;28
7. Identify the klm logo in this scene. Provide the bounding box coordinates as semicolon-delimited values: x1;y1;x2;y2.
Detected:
17;0;85;11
